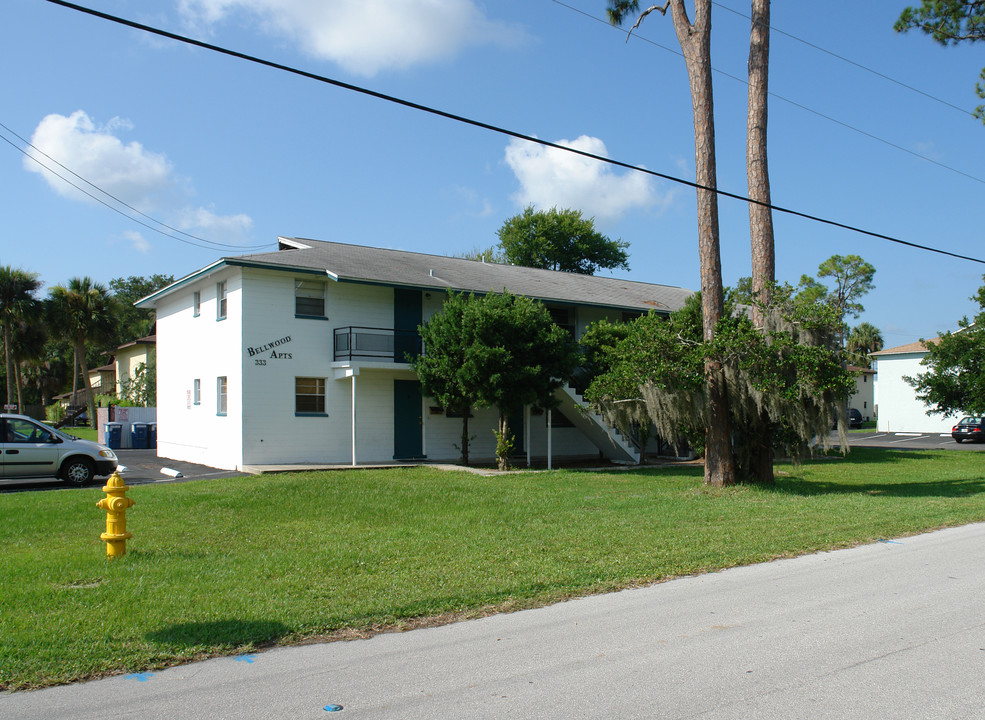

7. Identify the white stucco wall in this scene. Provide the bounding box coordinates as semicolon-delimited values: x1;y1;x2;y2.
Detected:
873;352;960;433
156;267;244;469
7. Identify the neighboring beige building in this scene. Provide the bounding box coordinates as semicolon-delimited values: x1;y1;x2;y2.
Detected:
114;333;156;397
847;365;876;422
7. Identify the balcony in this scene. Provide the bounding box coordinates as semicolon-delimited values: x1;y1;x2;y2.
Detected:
334;326;421;364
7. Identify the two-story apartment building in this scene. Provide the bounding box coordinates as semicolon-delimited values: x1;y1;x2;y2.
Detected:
136;237;694;471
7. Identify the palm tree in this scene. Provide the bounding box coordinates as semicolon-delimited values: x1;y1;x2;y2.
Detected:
49;278;117;428
846;322;884;367
0;266;41;409
9;303;46;412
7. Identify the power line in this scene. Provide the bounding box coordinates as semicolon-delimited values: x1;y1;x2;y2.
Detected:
0;119;272;252
41;0;985;266
551;0;985;186
711;0;978;120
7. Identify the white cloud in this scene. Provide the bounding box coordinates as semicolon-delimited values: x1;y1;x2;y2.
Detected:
178;0;528;76
179;206;254;243
23;110;254;249
123;230;151;253
504;136;663;221
25;110;173;211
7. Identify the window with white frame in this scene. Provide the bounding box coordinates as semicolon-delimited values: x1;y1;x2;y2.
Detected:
217;376;227;415
295;377;326;415
295;279;326;318
193;291;201;317
216;281;227;320
193;378;201;405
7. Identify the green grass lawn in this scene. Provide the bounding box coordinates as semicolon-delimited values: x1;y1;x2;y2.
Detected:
3;446;985;690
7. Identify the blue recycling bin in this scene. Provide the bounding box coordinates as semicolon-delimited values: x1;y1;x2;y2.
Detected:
104;423;122;450
131;423;149;450
148;423;157;450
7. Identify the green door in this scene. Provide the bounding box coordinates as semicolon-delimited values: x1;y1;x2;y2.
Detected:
394;379;424;459
393;288;422;363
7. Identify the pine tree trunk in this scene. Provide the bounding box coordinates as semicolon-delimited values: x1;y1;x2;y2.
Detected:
746;0;776;485
747;0;774;326
670;0;735;487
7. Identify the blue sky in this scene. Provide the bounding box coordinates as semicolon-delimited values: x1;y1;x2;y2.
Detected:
2;0;983;347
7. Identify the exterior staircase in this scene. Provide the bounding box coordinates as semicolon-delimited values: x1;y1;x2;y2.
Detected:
553;384;641;465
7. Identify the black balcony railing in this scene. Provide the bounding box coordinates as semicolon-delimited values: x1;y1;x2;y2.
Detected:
334;327;422;363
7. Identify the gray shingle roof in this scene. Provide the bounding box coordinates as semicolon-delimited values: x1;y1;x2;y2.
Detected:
226;237;693;313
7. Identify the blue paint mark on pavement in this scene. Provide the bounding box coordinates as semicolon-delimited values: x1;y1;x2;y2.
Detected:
126;673;155;682
324;704;344;712
235;654;257;663
878;539;903;545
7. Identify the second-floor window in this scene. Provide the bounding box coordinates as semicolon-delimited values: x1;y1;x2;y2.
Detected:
193;291;201;317
217;281;227;320
193;379;201;405
295;279;326;318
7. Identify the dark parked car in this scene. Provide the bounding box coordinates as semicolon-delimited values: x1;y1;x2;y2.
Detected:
951;416;985;443
847;408;863;429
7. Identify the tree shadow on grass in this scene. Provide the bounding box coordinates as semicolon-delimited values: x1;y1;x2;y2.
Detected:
622;449;985;499
146;619;291;650
774;448;985;498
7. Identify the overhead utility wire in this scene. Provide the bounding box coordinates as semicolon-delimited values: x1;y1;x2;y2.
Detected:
0;127;257;252
551;0;985;186
45;0;985;266
711;1;977;119
0;122;271;252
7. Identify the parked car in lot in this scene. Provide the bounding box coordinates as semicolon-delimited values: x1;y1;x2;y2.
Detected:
847;408;863;429
0;414;118;486
951;416;985;443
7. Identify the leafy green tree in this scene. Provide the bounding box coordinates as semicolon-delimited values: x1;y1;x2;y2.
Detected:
497;206;629;275
895;1;985;122
608;0;735;486
586;289;853;483
413;293;481;465
907;279;985;415
795;255;876;339
414;290;578;470
0;266;41;409
109;274;173;346
49;278;118;428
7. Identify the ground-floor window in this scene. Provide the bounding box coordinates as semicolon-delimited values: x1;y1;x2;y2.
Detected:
193;378;201;405
217;376;227;415
296;377;326;415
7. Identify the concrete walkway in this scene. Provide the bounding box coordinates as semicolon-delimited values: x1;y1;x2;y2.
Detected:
4;524;985;719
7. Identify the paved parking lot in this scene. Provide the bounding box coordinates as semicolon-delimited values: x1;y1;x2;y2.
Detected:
0;449;246;493
835;429;985;452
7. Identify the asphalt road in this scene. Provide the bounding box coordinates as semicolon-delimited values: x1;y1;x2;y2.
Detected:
0;449;246;493
4;522;984;719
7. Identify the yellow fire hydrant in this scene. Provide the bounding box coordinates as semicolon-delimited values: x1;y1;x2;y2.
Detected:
96;470;134;558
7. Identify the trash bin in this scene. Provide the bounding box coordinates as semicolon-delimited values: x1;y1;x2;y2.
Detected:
131;423;149;450
104;423;122;450
148;423;157;450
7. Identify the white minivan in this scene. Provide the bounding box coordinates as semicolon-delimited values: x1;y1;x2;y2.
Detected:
0;414;118;486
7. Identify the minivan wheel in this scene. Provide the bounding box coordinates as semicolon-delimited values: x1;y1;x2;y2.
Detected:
62;457;95;486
